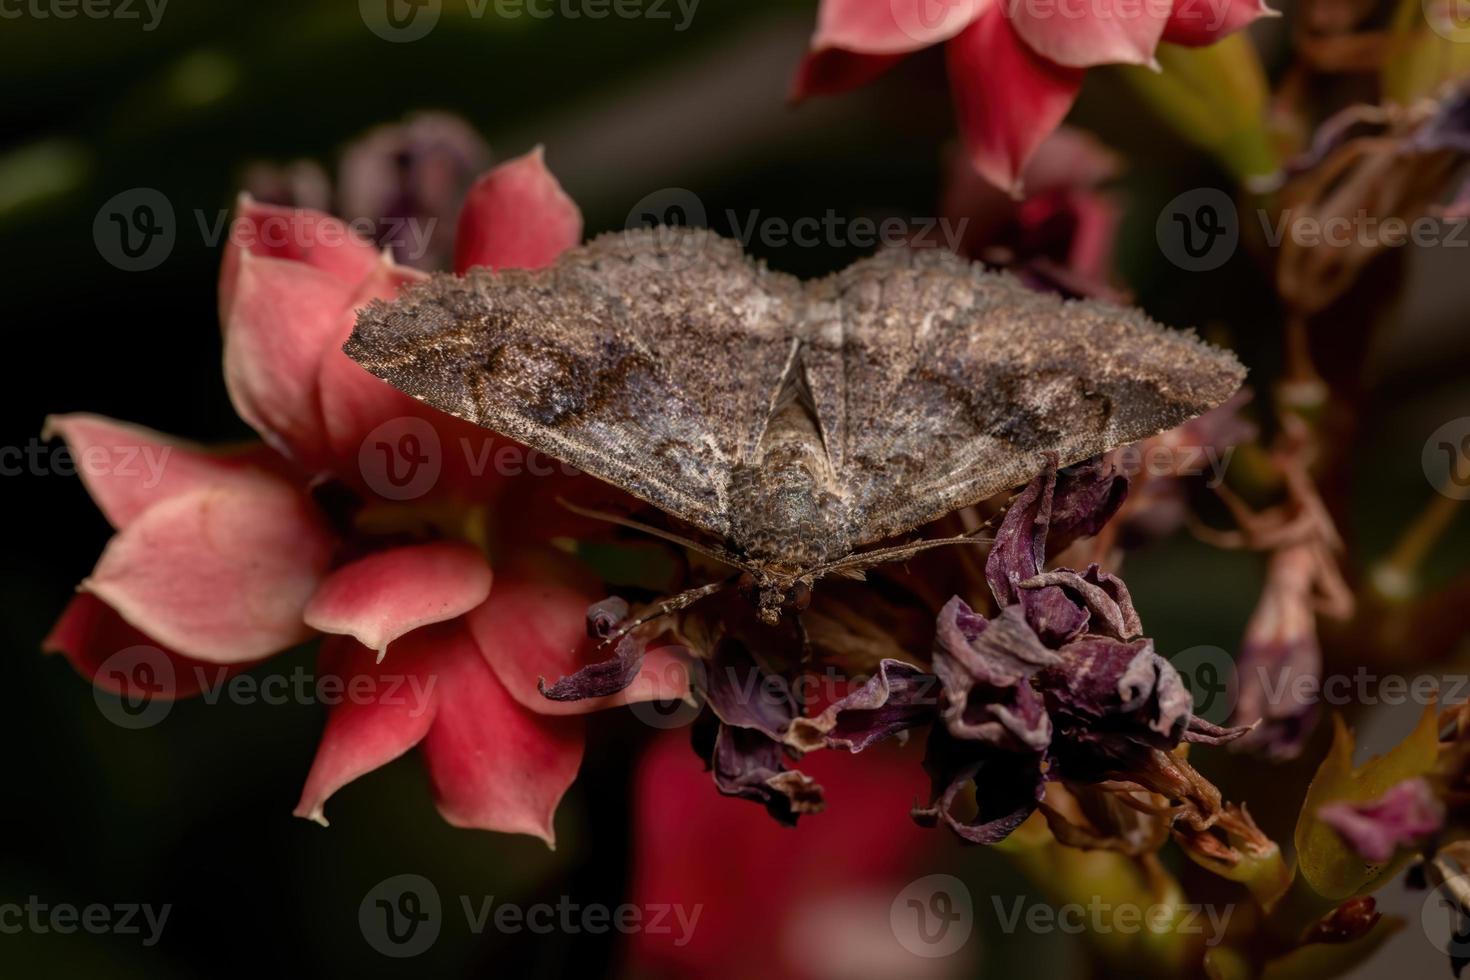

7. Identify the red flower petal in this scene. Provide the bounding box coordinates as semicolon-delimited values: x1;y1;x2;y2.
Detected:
43;593;256;698
947;7;1084;195
466;548;692;716
42;413;275;529
222;248;364;463
811;0;982;54
454;146;583;275
1162;0;1276;46
294;633;440;826
420;622;585;844
303;542;493;659
81;479;333;664
218;195;381;320
1006;0;1168;68
790;49;906;101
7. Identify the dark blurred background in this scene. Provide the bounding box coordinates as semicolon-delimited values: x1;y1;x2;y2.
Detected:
3;1;1468;977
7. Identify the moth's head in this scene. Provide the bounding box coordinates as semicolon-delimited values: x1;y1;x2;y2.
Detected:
737;570;812;626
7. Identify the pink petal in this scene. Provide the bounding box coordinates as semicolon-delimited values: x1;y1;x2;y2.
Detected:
43;593;256;698
303;542;492;658
294;633;440;826
420;622;585;844
790;49;906;101
222;248;364;463
82;479;333;664
42;413;277;529
466;548;692;716
453;146;583;275
1162;0;1276;46
947;8;1084;196
811;0;985;54
218;195;381;321
1006;0;1168;68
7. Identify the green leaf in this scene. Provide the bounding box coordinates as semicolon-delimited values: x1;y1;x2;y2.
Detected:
1115;35;1277;181
1294;707;1439;900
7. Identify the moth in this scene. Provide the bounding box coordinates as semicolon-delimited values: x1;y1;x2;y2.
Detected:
346;228;1244;632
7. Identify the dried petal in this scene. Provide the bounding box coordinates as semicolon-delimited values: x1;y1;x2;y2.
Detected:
786;659;939;753
932;599;1057;751
711;724;823;825
911;728;1046;844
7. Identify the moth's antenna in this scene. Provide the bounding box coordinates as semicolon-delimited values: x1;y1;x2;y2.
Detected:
811;532;994;579
555;497;756;571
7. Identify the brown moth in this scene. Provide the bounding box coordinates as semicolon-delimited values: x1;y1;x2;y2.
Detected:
345;228;1244;629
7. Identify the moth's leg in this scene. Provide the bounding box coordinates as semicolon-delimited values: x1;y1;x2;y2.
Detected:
604;577;734;645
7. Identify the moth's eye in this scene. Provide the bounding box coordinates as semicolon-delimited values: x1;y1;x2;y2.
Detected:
736;571;759;600
789;581;812;612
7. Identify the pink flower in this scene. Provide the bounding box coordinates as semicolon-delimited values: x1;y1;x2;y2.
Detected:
793;0;1274;193
44;147;689;845
939;125;1124;299
625;733;952;979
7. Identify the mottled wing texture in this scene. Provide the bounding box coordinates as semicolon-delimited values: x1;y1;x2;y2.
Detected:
346;229;803;536
800;247;1245;547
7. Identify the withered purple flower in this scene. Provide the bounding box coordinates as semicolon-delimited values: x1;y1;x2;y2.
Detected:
802;456;1248;844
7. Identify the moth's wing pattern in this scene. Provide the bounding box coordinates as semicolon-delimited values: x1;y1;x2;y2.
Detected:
346;228;803;537
800;247;1246;548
